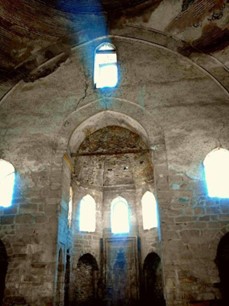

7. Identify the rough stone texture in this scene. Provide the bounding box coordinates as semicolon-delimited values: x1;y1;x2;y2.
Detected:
0;0;228;98
0;11;229;306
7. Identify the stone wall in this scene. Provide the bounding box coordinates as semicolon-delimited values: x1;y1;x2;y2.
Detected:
69;184;102;305
0;142;61;305
0;28;228;305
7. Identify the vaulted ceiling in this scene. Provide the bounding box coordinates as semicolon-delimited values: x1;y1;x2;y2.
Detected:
0;0;228;97
73;126;154;187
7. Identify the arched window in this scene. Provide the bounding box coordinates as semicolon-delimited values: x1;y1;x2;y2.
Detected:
68;187;73;227
0;159;15;207
111;197;129;234
94;42;118;89
141;191;158;230
79;195;96;232
204;148;229;198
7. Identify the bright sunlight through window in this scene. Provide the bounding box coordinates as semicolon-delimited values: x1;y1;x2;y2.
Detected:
68;187;73;227
111;197;129;234
94;42;118;89
204;148;229;198
0;159;15;207
79;195;96;232
142;191;158;230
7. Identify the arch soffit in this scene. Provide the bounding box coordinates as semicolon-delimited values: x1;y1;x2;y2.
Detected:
77;252;99;269
143;251;161;267
111;196;128;205
66;105;163;154
203;225;229;259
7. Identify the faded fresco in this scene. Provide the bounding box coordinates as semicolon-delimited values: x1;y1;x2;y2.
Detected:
104;237;139;305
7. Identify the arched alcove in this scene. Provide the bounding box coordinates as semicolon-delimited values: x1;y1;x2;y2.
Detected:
68;109;154;154
70;123;158;305
0;240;8;306
58;96;167;306
75;253;99;305
142;252;165;306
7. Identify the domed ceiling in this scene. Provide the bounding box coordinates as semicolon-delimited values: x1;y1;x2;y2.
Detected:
0;0;228;97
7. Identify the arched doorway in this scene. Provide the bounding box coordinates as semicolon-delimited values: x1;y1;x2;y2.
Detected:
0;240;8;306
142;252;165;306
75;253;99;305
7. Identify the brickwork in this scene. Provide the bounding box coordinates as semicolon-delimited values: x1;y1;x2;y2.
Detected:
0;30;228;306
0;145;61;306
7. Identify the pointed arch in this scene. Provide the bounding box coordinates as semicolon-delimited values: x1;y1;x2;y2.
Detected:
141;191;158;230
76;253;99;305
203;148;229;198
111;196;129;234
79;195;96;232
0;159;15;207
143;252;165;306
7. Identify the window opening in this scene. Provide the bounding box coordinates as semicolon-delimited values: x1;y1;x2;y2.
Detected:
0;159;15;207
68;187;73;227
141;191;158;230
111;197;129;234
204;148;229;198
94;42;118;89
79;195;96;232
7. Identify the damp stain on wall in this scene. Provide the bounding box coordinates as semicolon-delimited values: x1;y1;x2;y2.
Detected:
167;0;227;31
179;23;229;55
